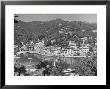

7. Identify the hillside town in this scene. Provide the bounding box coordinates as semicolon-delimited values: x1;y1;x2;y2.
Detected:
14;35;97;76
15;36;97;58
14;15;97;76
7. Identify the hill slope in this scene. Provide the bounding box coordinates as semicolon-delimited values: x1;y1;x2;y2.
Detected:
14;19;97;46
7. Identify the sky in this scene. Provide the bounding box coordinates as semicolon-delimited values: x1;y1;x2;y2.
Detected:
15;14;97;23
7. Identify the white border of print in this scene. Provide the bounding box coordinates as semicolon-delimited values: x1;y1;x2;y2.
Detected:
5;5;106;85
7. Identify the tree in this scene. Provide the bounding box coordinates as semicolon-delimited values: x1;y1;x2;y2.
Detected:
69;57;97;76
14;63;27;76
49;59;69;76
14;15;18;23
38;35;45;40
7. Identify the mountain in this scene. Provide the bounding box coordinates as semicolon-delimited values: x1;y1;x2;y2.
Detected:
14;19;97;46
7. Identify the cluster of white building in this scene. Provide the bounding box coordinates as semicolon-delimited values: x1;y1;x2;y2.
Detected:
14;36;96;58
59;38;90;57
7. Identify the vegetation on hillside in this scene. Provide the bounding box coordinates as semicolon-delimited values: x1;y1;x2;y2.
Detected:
14;16;97;47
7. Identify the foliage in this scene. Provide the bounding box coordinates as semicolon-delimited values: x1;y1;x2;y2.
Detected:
70;57;97;76
14;56;97;76
14;63;27;76
14;19;97;47
34;59;69;76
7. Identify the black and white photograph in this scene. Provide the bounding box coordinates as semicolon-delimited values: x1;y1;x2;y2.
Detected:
3;3;107;85
14;14;97;76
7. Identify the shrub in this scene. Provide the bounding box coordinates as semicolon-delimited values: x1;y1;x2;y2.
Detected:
69;57;97;76
14;63;27;76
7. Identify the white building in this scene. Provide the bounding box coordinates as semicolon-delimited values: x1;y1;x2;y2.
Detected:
51;39;56;44
79;44;89;57
81;37;87;43
60;49;77;57
14;45;18;48
59;30;64;34
69;41;77;50
92;29;97;33
34;40;45;53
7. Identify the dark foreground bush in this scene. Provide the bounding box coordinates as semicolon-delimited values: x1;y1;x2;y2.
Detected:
14;63;27;76
70;57;97;76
